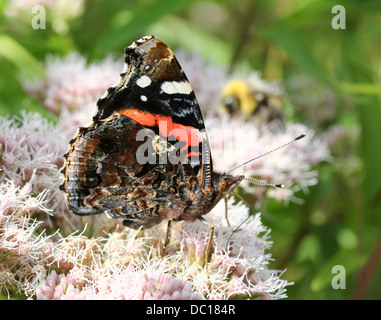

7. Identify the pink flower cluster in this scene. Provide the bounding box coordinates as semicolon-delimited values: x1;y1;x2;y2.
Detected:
23;53;121;137
37;269;202;300
0;170;290;299
36;270;91;300
0;112;67;213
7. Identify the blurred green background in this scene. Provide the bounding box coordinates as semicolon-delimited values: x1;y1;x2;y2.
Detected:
1;0;380;299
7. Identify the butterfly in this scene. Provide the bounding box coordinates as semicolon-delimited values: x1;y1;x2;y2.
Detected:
60;36;245;234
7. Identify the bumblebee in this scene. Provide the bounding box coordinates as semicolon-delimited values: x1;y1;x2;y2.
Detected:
221;76;285;124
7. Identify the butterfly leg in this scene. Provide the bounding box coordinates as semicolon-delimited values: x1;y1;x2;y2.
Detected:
205;223;215;266
224;197;231;227
161;219;172;258
199;217;215;266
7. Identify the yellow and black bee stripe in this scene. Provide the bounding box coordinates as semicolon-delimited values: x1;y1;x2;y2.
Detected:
221;79;285;124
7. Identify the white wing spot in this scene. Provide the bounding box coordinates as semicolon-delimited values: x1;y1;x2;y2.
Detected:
161;81;192;95
136;75;152;88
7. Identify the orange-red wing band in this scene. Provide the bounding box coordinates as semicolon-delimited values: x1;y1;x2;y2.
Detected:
119;109;201;152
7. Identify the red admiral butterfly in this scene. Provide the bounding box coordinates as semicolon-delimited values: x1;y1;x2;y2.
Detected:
60;36;245;231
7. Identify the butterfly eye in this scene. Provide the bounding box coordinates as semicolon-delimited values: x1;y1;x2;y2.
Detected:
218;175;244;195
219;179;229;193
144;65;151;71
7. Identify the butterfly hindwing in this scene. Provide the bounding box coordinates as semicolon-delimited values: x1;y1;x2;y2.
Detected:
62;114;201;229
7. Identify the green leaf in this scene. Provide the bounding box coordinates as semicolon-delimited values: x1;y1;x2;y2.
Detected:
339;82;381;96
339;33;381;207
92;0;201;58
0;34;45;80
261;25;335;87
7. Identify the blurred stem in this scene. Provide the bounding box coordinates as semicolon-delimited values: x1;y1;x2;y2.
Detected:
228;0;257;72
264;44;284;80
277;223;310;270
351;232;381;300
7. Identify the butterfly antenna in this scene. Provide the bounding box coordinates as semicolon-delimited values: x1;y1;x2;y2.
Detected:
244;177;285;189
228;133;306;174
